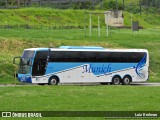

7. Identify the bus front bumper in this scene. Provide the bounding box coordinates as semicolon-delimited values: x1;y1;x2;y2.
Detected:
17;74;32;83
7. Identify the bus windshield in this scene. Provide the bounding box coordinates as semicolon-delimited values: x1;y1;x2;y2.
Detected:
22;50;35;58
18;63;31;74
18;50;35;74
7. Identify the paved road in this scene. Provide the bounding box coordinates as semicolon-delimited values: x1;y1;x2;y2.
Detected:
130;83;160;86
0;83;160;87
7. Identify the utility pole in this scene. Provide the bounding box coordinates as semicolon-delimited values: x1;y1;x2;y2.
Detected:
101;0;103;10
146;0;148;15
122;0;125;10
139;0;142;15
116;0;118;10
152;0;155;7
116;0;118;18
17;0;20;8
5;0;7;8
69;0;72;8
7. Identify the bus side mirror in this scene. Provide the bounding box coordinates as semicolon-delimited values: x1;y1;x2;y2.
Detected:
13;56;20;65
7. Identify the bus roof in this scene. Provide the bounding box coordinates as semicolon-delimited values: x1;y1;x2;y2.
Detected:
59;46;105;50
24;46;148;53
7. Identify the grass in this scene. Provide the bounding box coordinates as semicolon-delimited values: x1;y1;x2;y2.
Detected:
0;85;160;119
0;8;160;29
0;8;160;120
123;12;160;28
0;8;105;28
1;86;159;111
0;28;160;84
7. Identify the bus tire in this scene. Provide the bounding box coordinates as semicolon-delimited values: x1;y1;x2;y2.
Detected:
111;76;121;85
48;76;59;85
122;76;131;85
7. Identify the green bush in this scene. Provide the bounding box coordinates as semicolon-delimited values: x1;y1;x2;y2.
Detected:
103;1;123;10
72;2;93;9
125;5;140;14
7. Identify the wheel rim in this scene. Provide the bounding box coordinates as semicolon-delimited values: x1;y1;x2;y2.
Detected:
124;77;130;84
50;79;57;85
113;78;120;84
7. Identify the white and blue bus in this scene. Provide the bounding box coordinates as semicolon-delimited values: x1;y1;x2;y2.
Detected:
13;46;149;85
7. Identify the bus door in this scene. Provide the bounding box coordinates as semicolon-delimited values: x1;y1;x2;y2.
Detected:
32;51;49;76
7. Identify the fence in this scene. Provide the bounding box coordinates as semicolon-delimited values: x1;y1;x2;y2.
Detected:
0;0;160;10
0;0;100;9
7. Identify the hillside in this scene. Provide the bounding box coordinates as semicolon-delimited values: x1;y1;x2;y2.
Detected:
1;29;160;84
0;8;160;84
0;8;160;28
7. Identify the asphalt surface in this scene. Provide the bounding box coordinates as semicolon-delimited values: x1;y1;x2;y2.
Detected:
0;83;160;87
130;83;160;86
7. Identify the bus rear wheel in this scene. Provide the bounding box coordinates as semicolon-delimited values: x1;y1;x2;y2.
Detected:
48;76;59;85
111;76;121;85
122;76;131;85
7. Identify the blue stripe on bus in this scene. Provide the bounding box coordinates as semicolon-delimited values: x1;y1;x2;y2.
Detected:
45;63;138;76
136;54;147;77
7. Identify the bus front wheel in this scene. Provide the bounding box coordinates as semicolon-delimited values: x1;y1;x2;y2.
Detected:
48;76;59;85
122;76;131;85
111;76;121;85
